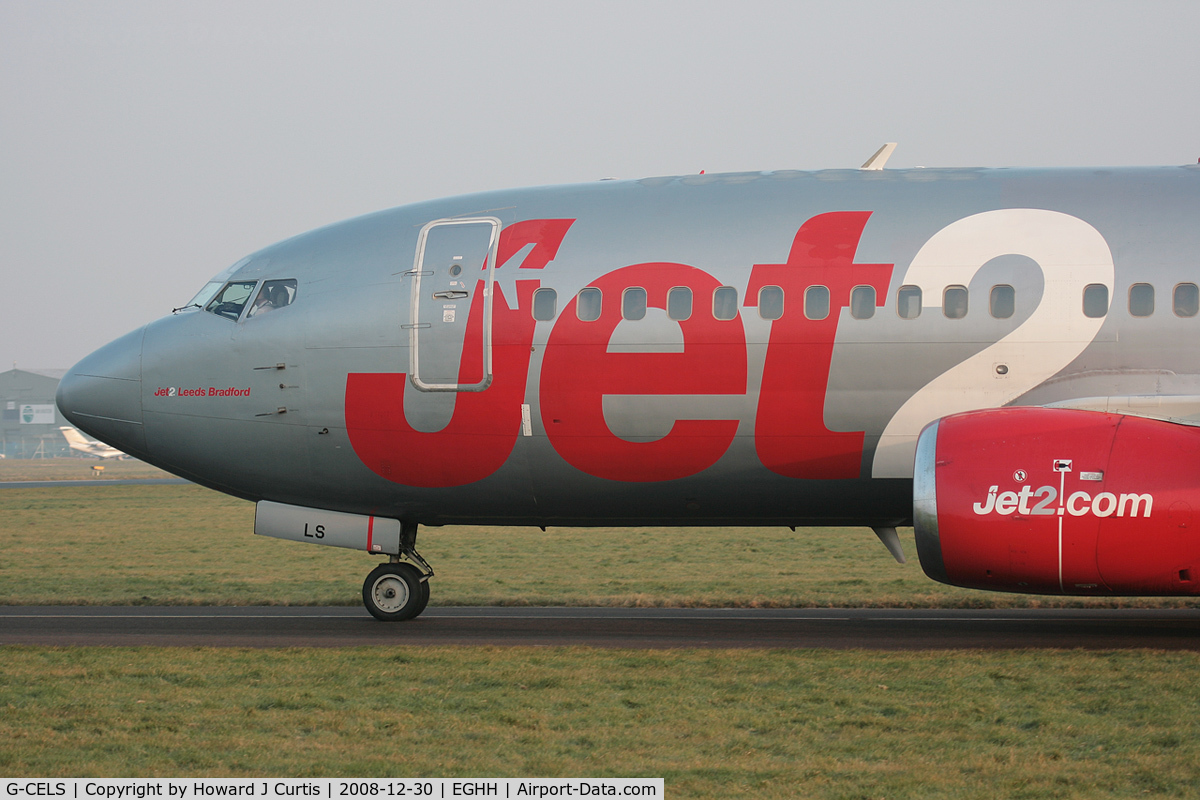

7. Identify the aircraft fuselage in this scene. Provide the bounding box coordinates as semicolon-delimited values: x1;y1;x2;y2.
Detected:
57;165;1200;566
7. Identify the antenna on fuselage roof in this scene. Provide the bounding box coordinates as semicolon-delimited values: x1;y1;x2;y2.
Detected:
860;142;898;170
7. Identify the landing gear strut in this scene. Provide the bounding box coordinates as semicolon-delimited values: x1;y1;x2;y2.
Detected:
362;522;433;621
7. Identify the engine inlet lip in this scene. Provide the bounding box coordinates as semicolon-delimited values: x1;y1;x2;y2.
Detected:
912;419;949;584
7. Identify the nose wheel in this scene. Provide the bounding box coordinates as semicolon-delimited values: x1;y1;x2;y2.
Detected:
363;563;430;621
362;521;433;621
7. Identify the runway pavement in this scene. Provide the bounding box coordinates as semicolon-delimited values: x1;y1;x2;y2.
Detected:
1;606;1198;649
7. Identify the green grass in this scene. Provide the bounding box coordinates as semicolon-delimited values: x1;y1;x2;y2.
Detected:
3;460;1198;797
1;647;1197;798
0;456;173;482
1;483;1197;608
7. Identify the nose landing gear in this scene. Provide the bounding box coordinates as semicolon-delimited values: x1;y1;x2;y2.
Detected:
363;562;429;620
362;522;433;621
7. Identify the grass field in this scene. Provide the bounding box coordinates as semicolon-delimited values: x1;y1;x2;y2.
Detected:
2;478;1196;608
0;457;173;482
3;459;1199;796
3;646;1199;798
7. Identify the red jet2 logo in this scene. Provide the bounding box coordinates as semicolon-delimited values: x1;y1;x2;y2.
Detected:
345;213;891;487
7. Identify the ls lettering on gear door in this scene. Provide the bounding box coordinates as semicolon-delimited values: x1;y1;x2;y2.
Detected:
408;217;501;391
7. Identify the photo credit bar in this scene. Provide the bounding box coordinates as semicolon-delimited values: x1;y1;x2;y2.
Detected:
2;780;665;800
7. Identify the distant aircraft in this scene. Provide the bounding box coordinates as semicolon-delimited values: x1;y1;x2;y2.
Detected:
57;148;1200;619
60;427;125;459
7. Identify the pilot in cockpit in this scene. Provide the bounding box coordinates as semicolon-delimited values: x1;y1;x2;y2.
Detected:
247;282;293;318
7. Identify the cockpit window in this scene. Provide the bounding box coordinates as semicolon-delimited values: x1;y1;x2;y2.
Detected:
205;281;259;320
246;279;298;318
182;281;224;312
180;256;251;312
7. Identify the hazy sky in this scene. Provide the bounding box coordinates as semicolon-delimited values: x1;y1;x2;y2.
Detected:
3;0;1198;370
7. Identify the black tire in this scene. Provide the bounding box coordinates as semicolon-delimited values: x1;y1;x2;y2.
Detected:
413;577;431;617
362;563;426;621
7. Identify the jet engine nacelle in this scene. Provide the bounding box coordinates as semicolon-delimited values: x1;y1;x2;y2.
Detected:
913;407;1200;595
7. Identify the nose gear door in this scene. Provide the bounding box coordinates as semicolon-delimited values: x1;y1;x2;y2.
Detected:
408;217;500;392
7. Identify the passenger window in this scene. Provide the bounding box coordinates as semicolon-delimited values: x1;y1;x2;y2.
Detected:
1083;284;1109;319
622;287;647;321
713;286;738;320
943;286;968;319
1129;283;1154;317
850;286;875;320
804;286;830;321
989;285;1015;319
205;281;259;321
758;286;784;321
532;288;557;321
897;285;922;319
246;279;297;319
1175;283;1198;317
577;288;602;322
667;287;692;321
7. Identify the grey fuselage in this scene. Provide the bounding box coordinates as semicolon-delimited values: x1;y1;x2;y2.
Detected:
58;165;1200;528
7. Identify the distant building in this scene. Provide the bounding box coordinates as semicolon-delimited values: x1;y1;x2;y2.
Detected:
0;368;70;458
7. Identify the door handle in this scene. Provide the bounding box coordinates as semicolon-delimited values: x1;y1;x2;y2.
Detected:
432;290;469;299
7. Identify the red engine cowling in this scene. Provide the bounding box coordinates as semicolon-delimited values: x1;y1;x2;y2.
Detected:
913;407;1200;595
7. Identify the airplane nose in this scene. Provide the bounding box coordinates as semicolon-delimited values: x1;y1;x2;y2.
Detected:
57;326;148;456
